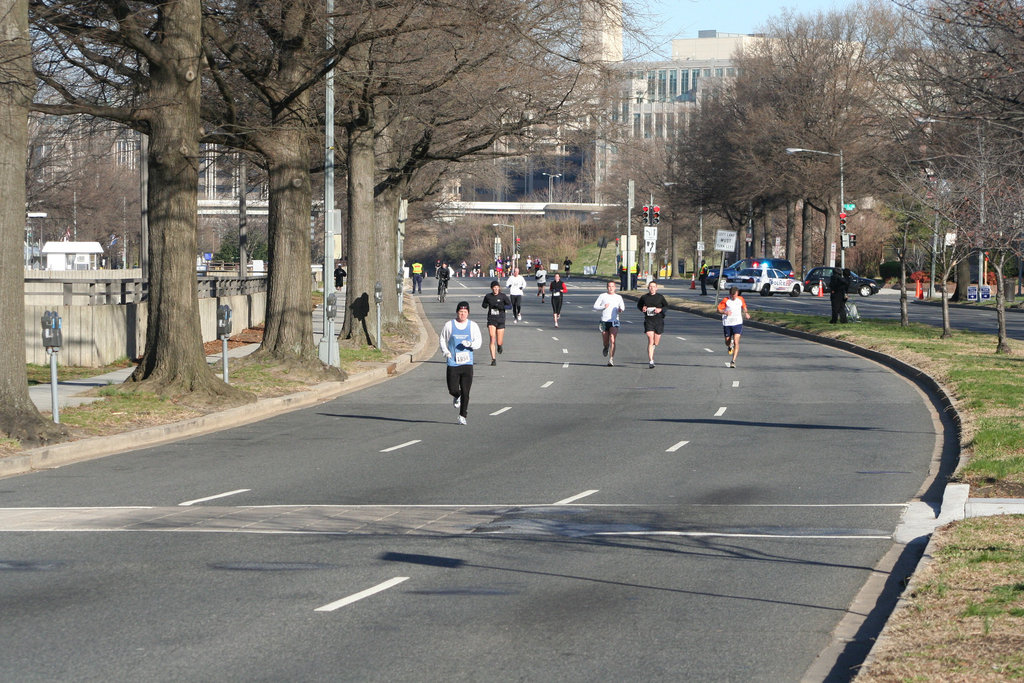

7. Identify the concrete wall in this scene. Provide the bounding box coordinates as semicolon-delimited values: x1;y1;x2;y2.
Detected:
25;292;265;367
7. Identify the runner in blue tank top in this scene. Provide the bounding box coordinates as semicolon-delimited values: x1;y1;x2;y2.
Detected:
439;301;483;425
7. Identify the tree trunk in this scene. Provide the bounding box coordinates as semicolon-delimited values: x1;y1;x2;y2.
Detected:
254;129;316;363
993;259;1010;353
340;116;379;346
786;199;797;265
0;0;65;444
127;0;243;401
374;181;403;326
801;199;814;276
952;258;970;302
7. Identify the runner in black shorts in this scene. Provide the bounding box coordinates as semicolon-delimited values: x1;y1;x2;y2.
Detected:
481;280;510;365
637;279;668;368
549;272;566;327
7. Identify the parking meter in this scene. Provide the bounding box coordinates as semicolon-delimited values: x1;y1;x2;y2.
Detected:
41;311;62;350
374;281;383;304
325;292;337;319
216;304;232;339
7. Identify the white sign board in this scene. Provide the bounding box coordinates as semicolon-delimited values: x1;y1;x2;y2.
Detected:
696;241;705;253
714;230;737;252
645;240;657;254
644;226;658;242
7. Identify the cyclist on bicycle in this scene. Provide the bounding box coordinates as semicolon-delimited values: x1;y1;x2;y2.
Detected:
437;262;452;301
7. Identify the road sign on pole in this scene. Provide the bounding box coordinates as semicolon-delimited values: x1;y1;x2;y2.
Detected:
714;230;737;253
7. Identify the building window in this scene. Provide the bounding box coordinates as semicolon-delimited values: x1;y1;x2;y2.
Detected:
633;113;641;138
715;68;724;78
727;68;736;76
681;70;690;93
643;113;652;138
657;70;667;101
669;70;677;97
692;70;700;91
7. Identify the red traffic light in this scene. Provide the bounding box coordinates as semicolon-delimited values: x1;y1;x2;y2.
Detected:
652;205;660;224
839;212;847;219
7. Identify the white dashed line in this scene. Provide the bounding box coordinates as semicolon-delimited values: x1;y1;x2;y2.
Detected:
676;337;686;341
315;577;409;612
562;362;569;369
552;337;559;341
732;381;740;387
541;381;554;388
380;440;421;453
490;407;512;416
704;348;714;353
562;348;569;354
714;407;727;417
666;440;689;452
554;490;599;505
179;489;251;506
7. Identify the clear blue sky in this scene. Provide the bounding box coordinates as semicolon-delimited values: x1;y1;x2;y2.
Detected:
641;0;854;58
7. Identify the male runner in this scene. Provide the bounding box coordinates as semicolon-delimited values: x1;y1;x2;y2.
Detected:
534;264;547;301
506;268;527;322
439;301;482;425
637;279;668;368
717;286;750;368
481;280;511;365
593;280;625;366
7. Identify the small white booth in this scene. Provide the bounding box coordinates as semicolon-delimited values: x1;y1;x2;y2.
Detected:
42;241;105;270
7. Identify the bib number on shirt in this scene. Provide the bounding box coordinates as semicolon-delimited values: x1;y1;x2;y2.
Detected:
454;351;470;364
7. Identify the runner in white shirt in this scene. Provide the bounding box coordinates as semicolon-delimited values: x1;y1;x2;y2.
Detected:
534;266;548;301
506;268;527;322
593;280;626;366
716;286;750;368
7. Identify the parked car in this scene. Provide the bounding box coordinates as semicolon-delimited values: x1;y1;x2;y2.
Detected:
727;266;802;296
706;258;796;289
803;267;880;297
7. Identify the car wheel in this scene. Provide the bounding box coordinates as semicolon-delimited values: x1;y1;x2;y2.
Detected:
790;284;801;297
810;283;820;296
859;284;873;297
760;284;771;296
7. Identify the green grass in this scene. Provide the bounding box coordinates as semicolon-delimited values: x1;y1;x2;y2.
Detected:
26;359;134;386
572;241;621;278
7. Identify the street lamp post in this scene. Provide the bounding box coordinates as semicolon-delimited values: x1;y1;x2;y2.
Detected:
492;223;516;269
786;147;845;269
541;172;561;203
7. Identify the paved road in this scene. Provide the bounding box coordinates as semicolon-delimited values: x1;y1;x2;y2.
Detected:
0;278;942;681
663;278;1024;340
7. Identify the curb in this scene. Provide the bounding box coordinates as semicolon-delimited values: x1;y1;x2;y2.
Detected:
0;292;435;480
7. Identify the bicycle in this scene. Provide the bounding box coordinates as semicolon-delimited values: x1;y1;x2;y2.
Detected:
437;279;448;302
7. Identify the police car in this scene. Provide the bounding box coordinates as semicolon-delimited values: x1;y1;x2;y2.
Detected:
726;267;802;296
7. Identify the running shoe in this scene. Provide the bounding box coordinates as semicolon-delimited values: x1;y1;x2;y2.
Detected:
517;314;522;321
602;344;609;357
729;361;736;368
607;358;614;366
649;361;655;368
453;395;461;410
490;359;496;366
458;416;467;425
497;344;503;354
554;322;558;328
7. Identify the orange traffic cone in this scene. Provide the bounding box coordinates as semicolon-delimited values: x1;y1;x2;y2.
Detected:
816;279;824;297
916;280;923;299
690;273;696;289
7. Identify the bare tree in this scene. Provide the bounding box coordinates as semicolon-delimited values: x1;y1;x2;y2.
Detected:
31;0;250;402
0;0;66;444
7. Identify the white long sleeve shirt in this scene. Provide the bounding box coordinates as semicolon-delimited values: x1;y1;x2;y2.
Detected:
593;292;625;323
506;274;527;296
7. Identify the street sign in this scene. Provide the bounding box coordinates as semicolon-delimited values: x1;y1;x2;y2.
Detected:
714;230;737;252
644;226;658;242
843;203;856;211
696;241;705;252
494;237;501;258
645;240;657;254
945;232;957;247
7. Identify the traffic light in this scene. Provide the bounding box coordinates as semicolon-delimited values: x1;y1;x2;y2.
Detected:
849;234;857;247
642;206;650;224
839;211;847;231
652;205;660;225
515;236;520;244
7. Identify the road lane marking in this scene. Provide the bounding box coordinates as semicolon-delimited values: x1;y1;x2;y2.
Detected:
714;407;727;417
554;490;599;505
593;531;890;540
562;362;569;368
666;440;689;452
676;337;686;341
490;407;512;416
732;381;740;387
541;381;553;388
380;440;421;453
704;348;714;353
562;348;569;354
315;577;409;612
552;336;559;341
179;490;250;506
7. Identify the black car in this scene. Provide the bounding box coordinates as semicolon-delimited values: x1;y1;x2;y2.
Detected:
803;267;880;297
